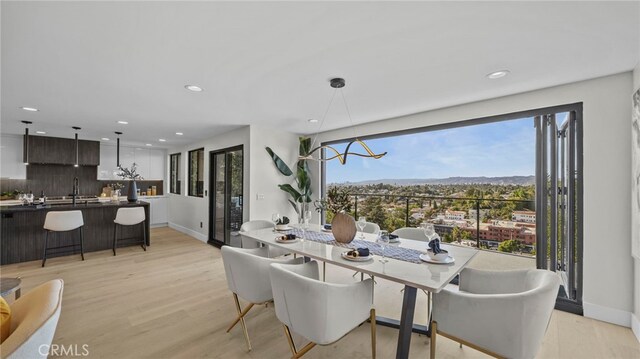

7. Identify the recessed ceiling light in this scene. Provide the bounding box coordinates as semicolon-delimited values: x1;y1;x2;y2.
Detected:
101;137;110;141
36;131;46;134
308;119;319;123
184;85;203;92
117;121;129;124
158;139;166;142
20;107;39;112
175;132;183;136
486;70;510;79
145;143;153;146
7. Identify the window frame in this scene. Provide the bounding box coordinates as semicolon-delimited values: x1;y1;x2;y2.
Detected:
188;148;205;197
169;152;181;195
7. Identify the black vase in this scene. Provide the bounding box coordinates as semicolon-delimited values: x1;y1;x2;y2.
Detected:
127;181;138;202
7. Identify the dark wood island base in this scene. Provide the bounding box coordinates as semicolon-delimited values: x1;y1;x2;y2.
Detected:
1;201;150;265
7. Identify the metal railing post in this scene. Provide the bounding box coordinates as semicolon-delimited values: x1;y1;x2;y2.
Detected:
475;200;481;248
354;195;358;218
405;197;410;227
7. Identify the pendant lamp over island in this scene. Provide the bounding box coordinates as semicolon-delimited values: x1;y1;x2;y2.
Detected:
115;131;122;167
72;126;81;167
22;120;32;165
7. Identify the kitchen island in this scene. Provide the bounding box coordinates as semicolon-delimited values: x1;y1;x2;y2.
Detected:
0;200;150;265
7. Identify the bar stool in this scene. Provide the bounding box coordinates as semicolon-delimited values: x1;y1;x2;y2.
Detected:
113;207;147;255
42;210;85;267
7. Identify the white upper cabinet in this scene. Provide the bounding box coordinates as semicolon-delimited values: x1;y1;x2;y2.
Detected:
98;144;166;181
0;135;27;179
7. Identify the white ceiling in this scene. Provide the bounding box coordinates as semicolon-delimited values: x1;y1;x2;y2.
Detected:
2;1;639;148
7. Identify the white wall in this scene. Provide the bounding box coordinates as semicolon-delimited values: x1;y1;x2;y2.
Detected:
311;72;634;326
0;134;26;179
98;143;166;181
166;126;251;242
249;125;300;221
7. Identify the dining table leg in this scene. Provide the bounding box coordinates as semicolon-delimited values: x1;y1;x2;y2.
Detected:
396;285;418;359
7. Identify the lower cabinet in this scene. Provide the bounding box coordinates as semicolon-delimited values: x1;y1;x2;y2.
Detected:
144;197;168;226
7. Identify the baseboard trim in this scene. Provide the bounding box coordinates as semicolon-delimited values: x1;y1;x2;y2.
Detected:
632;313;640;343
583;301;631;327
150;223;168;229
168;222;207;242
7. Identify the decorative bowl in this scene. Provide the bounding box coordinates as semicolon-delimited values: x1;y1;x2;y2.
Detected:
427;249;449;261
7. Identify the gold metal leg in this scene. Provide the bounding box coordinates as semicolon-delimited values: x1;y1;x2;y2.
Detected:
228;293;253;351
283;324;316;359
430;321;437;359
370;308;376;359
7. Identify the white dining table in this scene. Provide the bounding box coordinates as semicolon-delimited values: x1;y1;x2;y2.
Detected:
241;224;479;359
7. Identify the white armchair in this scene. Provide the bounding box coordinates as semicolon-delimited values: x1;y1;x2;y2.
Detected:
239;220;289;257
392;227;428;241
0;279;64;359
269;261;376;358
431;268;560;359
362;221;381;234
220;246;303;351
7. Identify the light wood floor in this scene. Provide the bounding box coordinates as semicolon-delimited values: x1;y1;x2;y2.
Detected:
1;227;638;358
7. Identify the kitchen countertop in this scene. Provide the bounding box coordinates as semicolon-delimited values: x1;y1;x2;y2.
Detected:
0;200;149;213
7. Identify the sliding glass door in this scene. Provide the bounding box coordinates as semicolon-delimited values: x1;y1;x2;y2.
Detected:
209;146;243;247
535;105;583;314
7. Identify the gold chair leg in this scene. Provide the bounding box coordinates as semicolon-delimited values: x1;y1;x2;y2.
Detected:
370;308;376;359
228;293;253;351
430;321;437;359
283;324;316;359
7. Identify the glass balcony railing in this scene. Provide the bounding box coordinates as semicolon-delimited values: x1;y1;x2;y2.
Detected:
325;193;536;258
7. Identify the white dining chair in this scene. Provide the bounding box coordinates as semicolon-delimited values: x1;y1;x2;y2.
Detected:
362;221;381;234
430;268;560;359
392;227;428;241
270;260;376;358
239;220;289;257
221;246;303;351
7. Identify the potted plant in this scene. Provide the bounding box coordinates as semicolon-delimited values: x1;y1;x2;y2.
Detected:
116;163;143;202
314;186;356;243
266;137;312;223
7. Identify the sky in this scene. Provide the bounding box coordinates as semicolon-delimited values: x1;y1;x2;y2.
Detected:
326;116;540;184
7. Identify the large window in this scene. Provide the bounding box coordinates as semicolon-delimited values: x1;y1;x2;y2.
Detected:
169;153;181;194
188;148;204;197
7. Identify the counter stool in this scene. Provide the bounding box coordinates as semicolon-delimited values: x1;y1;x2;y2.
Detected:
113;207;147;255
42;210;85;267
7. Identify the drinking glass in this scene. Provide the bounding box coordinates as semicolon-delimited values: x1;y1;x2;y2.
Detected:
378;230;389;263
421;222;435;241
357;216;367;239
26;193;34;204
271;213;280;232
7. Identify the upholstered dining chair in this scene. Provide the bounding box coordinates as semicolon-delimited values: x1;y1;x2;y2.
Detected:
270;261;376;358
220;246;303;351
430;268;560;359
0;279;64;359
362;221;381;234
392;227;428;241
239;220;289;257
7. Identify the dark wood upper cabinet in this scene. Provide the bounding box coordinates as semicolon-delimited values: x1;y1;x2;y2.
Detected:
24;135;100;166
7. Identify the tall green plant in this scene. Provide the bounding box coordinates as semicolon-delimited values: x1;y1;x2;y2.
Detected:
266;137;312;215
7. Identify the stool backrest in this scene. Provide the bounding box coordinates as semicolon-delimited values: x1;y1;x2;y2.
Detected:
43;211;84;232
114;207;146;226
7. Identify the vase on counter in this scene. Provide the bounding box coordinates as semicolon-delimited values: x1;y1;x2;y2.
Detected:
128;181;138;202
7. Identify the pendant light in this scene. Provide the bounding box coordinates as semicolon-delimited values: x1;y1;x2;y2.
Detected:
72;126;81;167
302;78;387;164
22;121;32;165
115;131;122;168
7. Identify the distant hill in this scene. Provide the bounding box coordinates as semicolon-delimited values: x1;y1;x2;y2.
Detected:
330;176;535;186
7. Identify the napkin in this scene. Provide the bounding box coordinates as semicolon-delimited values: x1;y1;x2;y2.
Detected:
279;234;297;241
346;248;370;257
389;234;399;240
428;238;443;254
323;224;332;230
